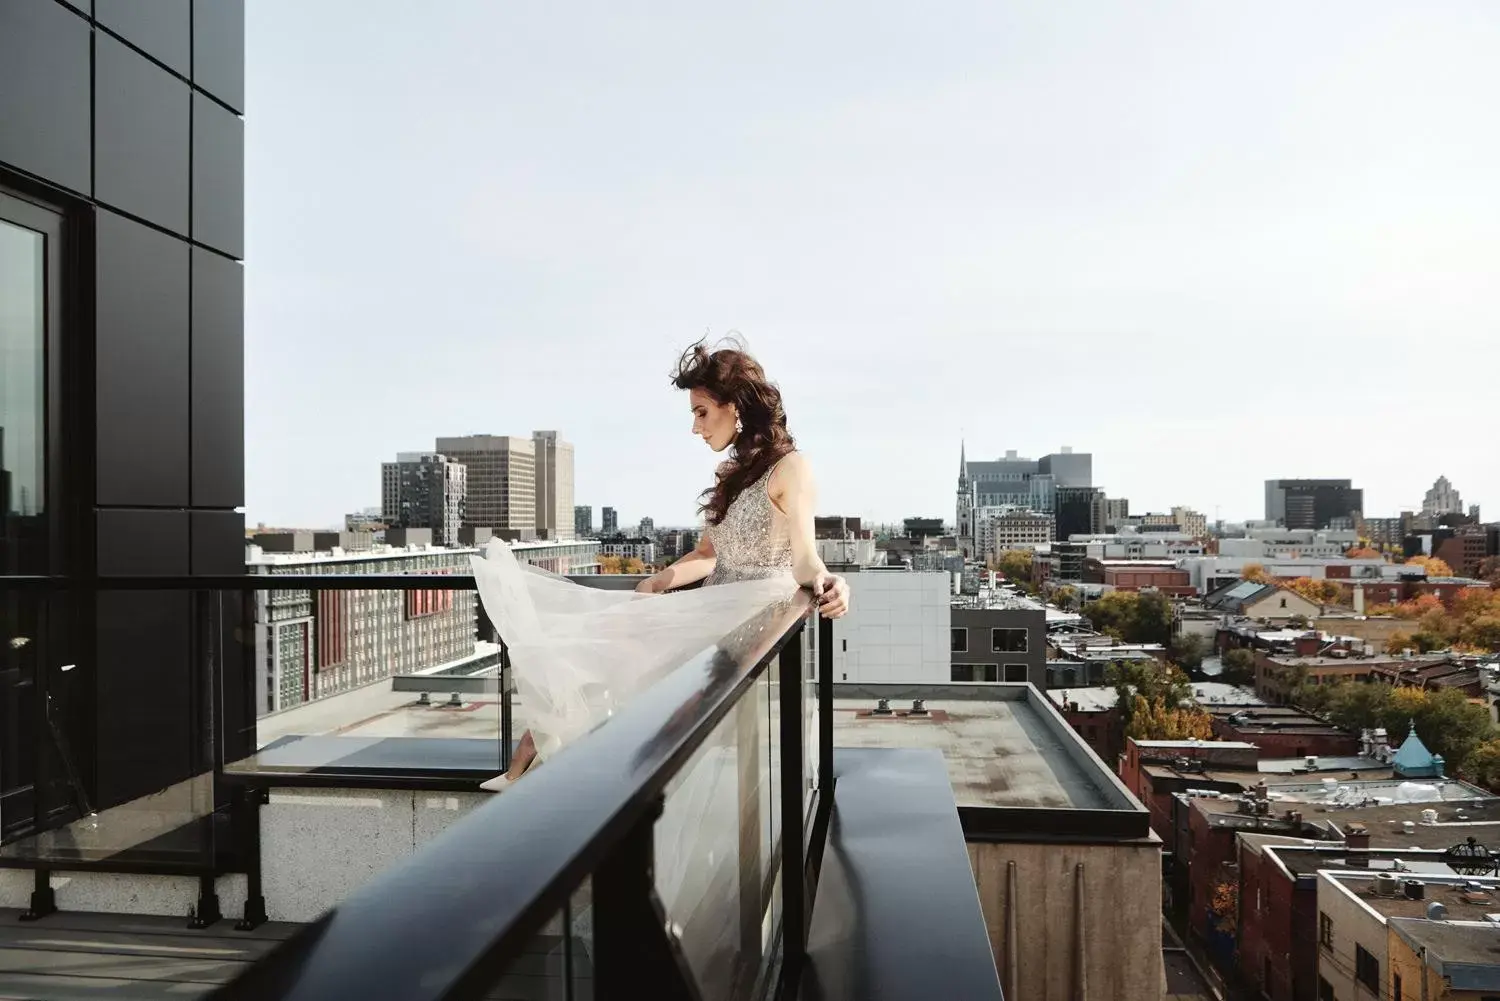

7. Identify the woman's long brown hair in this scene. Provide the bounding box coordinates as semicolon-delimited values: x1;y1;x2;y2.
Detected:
671;337;796;526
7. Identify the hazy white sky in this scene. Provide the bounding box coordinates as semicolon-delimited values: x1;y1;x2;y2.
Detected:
245;1;1499;529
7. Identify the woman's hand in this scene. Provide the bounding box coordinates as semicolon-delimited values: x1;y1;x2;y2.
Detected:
811;572;849;618
635;576;659;595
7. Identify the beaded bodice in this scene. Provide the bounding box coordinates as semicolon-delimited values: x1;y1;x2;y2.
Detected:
703;464;794;585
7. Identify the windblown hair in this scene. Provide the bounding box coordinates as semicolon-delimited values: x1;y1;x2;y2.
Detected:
672;337;796;526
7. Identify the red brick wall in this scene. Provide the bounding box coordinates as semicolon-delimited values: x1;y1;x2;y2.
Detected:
1186;807;1241;945
1209;722;1358;759
1236;845;1315;1001
1059;707;1122;765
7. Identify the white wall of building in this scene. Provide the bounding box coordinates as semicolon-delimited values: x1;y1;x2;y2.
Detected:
816;537;878;566
830;571;951;685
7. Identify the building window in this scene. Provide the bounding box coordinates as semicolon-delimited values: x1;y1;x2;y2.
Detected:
951;628;968;653
1355;944;1378;993
1393;972;1402;1001
951;665;971;682
952;664;998;683
1318;977;1334;1001
1318;911;1332;949
992;628;1028;653
1004;664;1028;682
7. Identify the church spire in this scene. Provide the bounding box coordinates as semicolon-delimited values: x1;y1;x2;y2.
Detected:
959;438;967;474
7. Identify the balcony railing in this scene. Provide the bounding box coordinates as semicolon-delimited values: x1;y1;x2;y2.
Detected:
2;571;832;1000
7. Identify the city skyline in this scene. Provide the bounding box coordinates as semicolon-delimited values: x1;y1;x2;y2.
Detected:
243;2;1499;530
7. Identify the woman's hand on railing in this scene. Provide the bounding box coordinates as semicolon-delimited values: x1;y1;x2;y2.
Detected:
812;572;849;618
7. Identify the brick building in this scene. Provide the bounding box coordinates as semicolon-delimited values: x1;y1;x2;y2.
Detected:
1207;706;1359;760
1083;558;1196;596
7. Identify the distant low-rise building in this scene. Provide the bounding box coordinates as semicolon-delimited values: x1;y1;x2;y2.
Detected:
1202;580;1324;621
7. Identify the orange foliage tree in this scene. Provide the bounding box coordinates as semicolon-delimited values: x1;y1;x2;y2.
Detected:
1285;577;1344;606
1406;554;1455;578
1242;563;1275;584
1345;547;1383;559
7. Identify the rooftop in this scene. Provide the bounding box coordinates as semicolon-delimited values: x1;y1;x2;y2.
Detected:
1334;872;1500;923
1390;918;1500;985
831;689;1132;813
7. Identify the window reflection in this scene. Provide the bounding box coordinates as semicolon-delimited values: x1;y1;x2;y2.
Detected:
0;217;45;575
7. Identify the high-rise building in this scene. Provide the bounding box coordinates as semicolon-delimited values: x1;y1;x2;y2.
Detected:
1104;497;1131;531
381;452;467;545
531;430;574;540
1265;479;1363;531
574;505;593;537
1055;486;1106;540
1171;506;1208;539
638;516;654;538
435;435;536;533
957;444;1095;550
601;506;618;534
1422;476;1463;518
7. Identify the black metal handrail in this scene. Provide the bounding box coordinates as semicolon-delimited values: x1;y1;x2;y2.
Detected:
200;585;832;1001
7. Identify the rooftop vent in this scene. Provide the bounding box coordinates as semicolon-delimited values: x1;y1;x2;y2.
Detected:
1427;901;1448;921
873;698;893;716
1374;873;1401;896
1403;880;1426;900
446;693;463;708
910;699;929;716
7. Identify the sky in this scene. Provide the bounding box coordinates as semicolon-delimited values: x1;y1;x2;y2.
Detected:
244;1;1500;529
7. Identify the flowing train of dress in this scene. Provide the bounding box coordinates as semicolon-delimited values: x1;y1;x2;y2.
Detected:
468;538;800;992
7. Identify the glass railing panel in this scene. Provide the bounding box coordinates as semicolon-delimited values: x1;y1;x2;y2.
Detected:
1;587;219;869
474;882;592;1001
224;579;505;784
655;682;775;998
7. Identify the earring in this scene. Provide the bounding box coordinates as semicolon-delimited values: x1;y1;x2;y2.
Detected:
734;416;744;435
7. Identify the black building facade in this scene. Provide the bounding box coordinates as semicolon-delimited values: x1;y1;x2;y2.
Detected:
1;0;245;835
1265;478;1364;530
1054;485;1105;541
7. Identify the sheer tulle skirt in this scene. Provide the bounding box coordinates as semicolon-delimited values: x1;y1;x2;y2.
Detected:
469;540;799;991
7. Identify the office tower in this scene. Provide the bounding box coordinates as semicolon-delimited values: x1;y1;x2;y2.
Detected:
1265;479;1363;531
638;516;654;538
1055;486;1106;540
435;435;536;533
380;452;466;545
602;507;618;534
531;430;574;540
574;505;593;537
1422;476;1463;518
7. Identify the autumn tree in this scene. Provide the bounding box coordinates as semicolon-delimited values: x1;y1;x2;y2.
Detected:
1107;660;1214;740
1406;555;1455;578
1052;585;1080;612
1220;648;1256;687
1318;683;1492;773
1479;556;1500;586
1242;563;1274;584
1345;547;1383;560
1464;740;1500;791
1285;577;1344;607
598;555;647;575
1083;590;1176;645
995;549;1035;584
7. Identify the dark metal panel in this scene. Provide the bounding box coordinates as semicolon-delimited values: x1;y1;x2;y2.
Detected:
0;0;91;195
94;0;192;76
190;510;243;576
191;95;243;258
94;210;190;507
94;34;191;234
96;510;188;577
192;0;245;113
94;590;194;810
800;748;1005;1001
190;249;243;506
958;804;1151;842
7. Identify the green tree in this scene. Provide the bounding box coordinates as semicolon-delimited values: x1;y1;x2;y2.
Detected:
1169;633;1207;674
1464;739;1500;791
995;550;1034;584
1323;682;1392;732
1083;590;1176;645
1107;659;1213;739
1052;585;1080;612
1220;649;1256;687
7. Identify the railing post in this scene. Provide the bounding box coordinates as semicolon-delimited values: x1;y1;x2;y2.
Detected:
499;640;512;773
593;794;701;1001
817;615;834;804
778;620;809;985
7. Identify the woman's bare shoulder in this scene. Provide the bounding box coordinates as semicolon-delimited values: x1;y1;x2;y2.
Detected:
768;450;812;492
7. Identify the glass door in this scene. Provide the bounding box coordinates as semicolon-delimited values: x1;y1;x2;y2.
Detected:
0;190;68;842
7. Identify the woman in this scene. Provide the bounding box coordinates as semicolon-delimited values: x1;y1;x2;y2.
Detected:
476;338;849;790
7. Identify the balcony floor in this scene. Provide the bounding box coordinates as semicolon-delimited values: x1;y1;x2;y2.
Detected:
0;908;299;999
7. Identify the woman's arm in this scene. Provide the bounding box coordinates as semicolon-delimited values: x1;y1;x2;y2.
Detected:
769;453;849;617
636;532;716;593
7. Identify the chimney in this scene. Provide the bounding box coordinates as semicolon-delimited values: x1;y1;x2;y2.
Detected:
1346;823;1371;852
